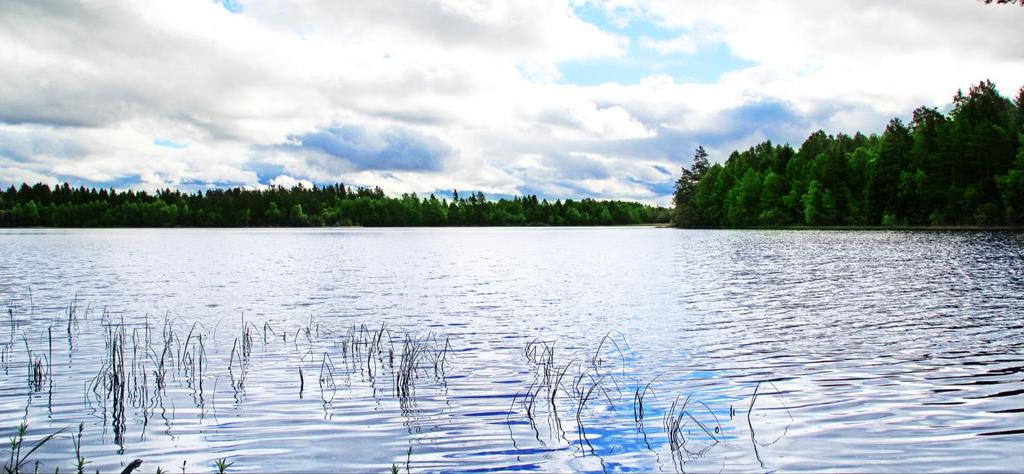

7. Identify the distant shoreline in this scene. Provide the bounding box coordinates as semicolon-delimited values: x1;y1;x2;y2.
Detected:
0;223;668;230
3;224;1019;231
668;225;1024;231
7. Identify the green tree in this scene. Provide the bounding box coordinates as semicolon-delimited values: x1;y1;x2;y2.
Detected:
996;137;1024;225
288;203;307;226
672;146;711;226
14;201;40;225
801;180;836;225
866;118;912;223
266;202;283;225
725;168;762;226
758;171;786;225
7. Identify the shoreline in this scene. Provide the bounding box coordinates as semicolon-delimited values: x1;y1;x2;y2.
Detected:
668;225;1024;231
2;224;1021;231
0;223;668;230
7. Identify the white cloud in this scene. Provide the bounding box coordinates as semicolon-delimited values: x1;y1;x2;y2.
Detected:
0;162;58;188
0;0;1022;206
269;175;314;189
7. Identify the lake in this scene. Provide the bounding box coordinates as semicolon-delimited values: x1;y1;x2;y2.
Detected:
1;228;1022;472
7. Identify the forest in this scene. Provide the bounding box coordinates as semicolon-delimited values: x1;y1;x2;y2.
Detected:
672;80;1024;228
0;183;670;227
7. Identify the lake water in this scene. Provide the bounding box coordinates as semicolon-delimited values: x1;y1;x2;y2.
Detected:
0;228;1022;472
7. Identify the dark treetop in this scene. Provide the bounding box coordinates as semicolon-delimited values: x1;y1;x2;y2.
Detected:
673;80;1024;228
0;184;669;227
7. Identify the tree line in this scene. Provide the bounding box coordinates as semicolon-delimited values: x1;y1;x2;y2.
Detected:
673;80;1024;228
0;183;669;227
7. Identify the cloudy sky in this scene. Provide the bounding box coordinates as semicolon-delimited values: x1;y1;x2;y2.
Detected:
1;0;1022;203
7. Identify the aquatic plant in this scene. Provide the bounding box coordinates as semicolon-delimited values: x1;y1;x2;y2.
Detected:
3;423;64;474
213;457;234;473
0;292;804;473
71;422;87;474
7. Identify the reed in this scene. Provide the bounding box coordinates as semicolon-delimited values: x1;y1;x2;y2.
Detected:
318;352;337;403
71;423;86;474
572;371;606;454
65;295;79;346
632;376;657;428
1;298;473;472
21;337;48;393
508;332;756;469
395;335;421;400
3;423;64;474
228;336;247;394
214;458;234;474
663;394;722;471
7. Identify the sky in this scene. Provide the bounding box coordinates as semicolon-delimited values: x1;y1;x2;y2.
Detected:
1;0;1022;204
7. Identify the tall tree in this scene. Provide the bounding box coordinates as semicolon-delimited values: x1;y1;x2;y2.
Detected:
672;146;711;226
866;119;912;223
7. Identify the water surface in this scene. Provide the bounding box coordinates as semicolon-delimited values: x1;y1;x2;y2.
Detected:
0;228;1022;472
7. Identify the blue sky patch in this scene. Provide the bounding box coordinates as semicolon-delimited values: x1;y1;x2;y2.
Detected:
560;4;755;86
629;176;675;196
245;162;287;186
220;0;243;14
154;138;188;149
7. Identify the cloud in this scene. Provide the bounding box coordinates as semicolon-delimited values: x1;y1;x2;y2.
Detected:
0;161;58;188
0;0;1021;205
537;102;654;140
0;123;257;190
269;174;312;189
244;1;625;63
504;151;676;202
542;153;611;180
283;125;453;172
